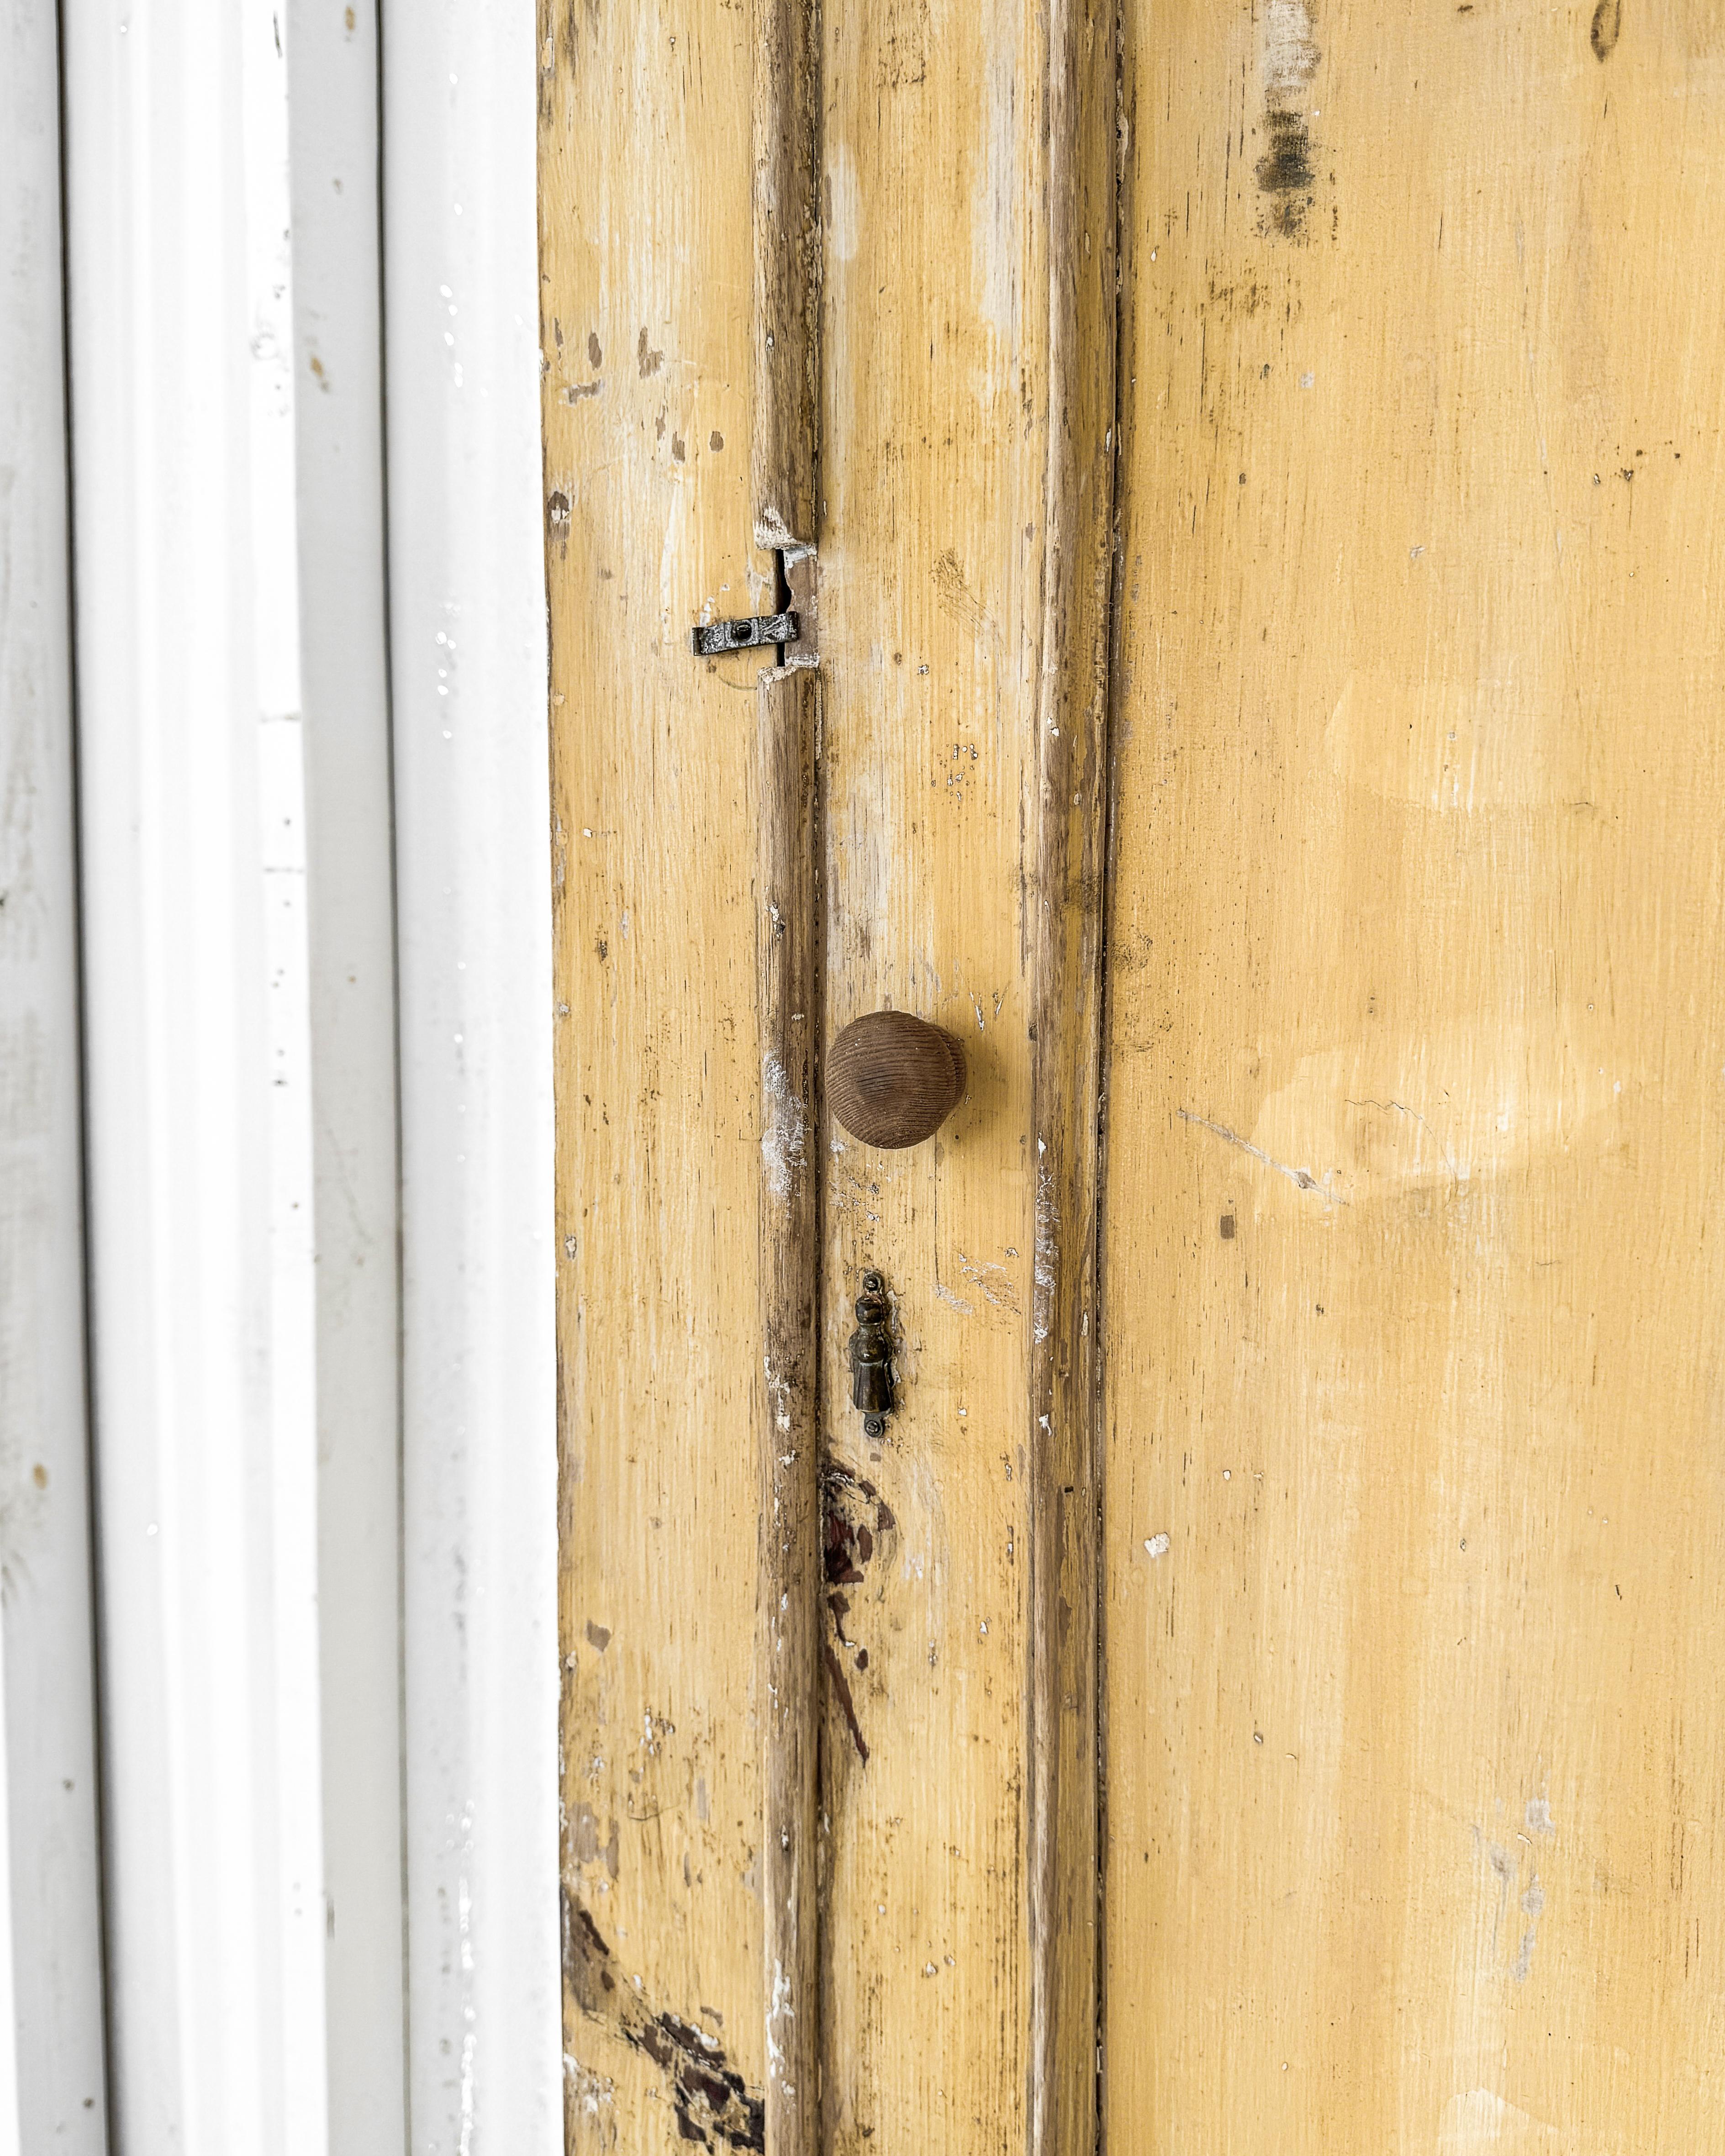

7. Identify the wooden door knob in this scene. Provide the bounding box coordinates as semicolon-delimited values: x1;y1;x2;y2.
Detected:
827;1011;966;1148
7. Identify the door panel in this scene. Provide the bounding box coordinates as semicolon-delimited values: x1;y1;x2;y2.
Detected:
547;0;1725;2147
542;8;769;2145
544;2;1111;2147
1103;2;1725;2146
816;4;1112;2152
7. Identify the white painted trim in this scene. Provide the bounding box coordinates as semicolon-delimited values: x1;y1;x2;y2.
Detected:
62;0;330;2146
284;1;411;2144
0;3;110;2145
379;0;563;2145
56;0;558;2141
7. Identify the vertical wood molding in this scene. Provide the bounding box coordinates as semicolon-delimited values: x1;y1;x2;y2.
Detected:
543;5;775;2147
752;10;824;2152
751;0;820;554
1025;4;1118;2151
754;669;822;2156
547;0;1117;2142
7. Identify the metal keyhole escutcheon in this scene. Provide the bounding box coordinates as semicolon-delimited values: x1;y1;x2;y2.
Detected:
848;1271;895;1439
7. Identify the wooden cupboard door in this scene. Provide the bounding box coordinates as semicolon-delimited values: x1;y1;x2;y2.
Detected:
543;3;1108;2150
546;0;1725;2149
542;6;774;2147
1103;1;1725;2148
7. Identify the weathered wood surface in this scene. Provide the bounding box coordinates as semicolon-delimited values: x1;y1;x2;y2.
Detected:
755;662;823;2156
1103;1;1725;2147
546;0;1115;2148
816;2;1113;2151
752;5;824;2148
548;0;1725;2146
541;5;773;2147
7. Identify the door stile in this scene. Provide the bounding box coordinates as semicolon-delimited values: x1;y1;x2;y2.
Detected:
755;662;823;2156
752;6;824;2153
1024;6;1120;2151
813;0;1119;2143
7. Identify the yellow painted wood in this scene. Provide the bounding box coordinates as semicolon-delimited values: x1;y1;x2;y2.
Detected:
1103;2;1725;2147
816;4;1113;2150
542;1;1113;2144
540;6;777;2147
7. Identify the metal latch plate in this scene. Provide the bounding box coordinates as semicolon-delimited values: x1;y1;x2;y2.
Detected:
689;611;801;656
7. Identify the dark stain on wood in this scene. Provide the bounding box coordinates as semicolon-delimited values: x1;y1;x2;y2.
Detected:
822;1465;897;1762
1591;0;1622;59
1256;109;1314;200
823;1641;870;1765
564;1898;765;2149
823;1463;896;1587
1257;4;1322;238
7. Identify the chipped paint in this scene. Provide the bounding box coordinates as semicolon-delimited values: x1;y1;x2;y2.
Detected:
564;1901;764;2150
760;1053;807;1202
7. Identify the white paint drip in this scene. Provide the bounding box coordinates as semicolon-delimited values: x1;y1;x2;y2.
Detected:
458;1867;476;2155
828;143;862;264
766;1958;793;2079
761;1054;807;1202
1144;1533;1170;1560
1512;1874;1545;1984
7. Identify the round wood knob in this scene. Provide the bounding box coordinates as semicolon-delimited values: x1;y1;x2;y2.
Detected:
827;1012;966;1149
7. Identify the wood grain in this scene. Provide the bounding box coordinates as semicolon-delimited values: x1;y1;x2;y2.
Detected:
1024;8;1118;2149
815;2;1115;2150
752;5;824;2149
1103;1;1725;2146
541;6;774;2148
827;1012;967;1150
756;666;822;2156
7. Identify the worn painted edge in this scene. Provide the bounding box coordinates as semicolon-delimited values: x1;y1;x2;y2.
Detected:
753;4;824;2148
751;0;821;557
756;667;823;2156
1025;2;1119;2152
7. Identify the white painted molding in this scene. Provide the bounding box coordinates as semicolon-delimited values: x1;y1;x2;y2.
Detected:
56;0;558;2142
285;2;410;2146
0;4;110;2149
380;0;563;2146
62;2;330;2148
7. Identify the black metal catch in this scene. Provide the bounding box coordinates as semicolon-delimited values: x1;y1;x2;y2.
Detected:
689;611;800;656
848;1271;895;1440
